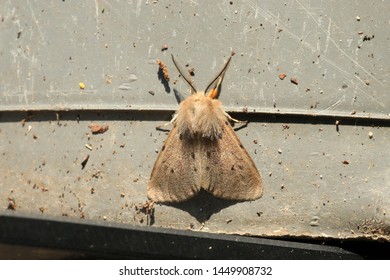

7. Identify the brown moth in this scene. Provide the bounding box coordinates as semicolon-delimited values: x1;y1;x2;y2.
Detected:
147;52;263;203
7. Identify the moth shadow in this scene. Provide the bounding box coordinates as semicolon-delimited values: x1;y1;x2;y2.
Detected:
161;189;239;223
173;88;186;104
157;69;171;93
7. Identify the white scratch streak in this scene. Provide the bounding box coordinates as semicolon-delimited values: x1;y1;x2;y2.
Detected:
324;18;331;53
94;0;99;18
295;0;384;86
26;0;46;44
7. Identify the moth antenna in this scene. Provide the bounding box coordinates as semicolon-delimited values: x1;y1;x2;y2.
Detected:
171;54;197;94
205;51;235;99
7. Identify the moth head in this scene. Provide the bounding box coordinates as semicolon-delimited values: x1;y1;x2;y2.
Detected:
171;51;235;100
171;52;235;141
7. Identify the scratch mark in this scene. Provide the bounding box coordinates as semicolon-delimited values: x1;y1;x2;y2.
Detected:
355;86;385;108
244;0;318;53
320;57;384;108
320;56;353;77
26;0;46;44
217;3;231;20
297;31;312;55
324;18;331;53
23;88;29;104
295;0;384;86
318;95;345;113
136;0;142;17
94;0;99;18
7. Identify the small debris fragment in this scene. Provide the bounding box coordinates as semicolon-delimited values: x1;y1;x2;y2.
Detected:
188;68;195;76
39;207;45;213
356;16;361;21
148;90;155;96
79;82;86;90
368;131;374;139
161;44;168;51
157;59;170;82
90;187;95;194
363;34;375;42
56;112;60;125
226;219;233;224
278;73;287;80
85;144;93;151
89;123;109;134
342;160;350;165
20;115;35;127
135;200;155;225
290;77;299;85
143;200;155;215
278;148;283;154
310;216;320;226
7;198;16;210
335;120;340;132
81;155;90;169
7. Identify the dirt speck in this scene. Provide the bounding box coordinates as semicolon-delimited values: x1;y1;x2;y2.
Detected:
278;73;287;80
7;198;16;210
188;67;195;76
290;76;298;85
81;155;90;169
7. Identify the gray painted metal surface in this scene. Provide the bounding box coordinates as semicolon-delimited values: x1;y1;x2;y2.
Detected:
1;0;389;241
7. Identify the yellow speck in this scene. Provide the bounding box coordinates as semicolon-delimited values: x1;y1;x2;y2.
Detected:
79;82;86;89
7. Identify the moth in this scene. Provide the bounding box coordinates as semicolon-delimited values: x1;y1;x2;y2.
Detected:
147;52;263;203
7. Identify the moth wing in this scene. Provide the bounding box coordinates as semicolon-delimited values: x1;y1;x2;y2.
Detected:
147;126;201;203
204;120;263;201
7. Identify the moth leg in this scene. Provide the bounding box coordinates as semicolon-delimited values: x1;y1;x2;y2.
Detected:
156;114;177;131
224;112;248;129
